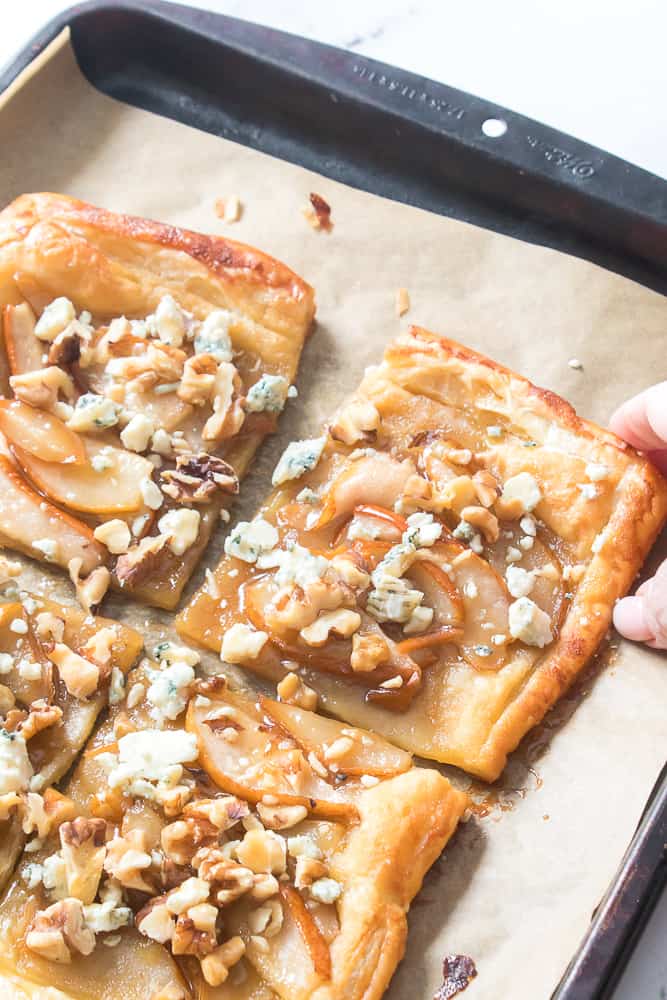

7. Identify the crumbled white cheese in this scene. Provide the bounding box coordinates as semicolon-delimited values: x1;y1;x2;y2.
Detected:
506;565;535;598
10;618;28;635
296;487;319;505
519;514;537;537
94;519;132;555
403;605;434;634
310;878;342;904
259;543;330;590
487;425;503;438
151;428;173;457
367;575;424;625
153;641;200;667
568;358;583;370
508;597;553;648
109;729;198;790
0;729;33;794
287;835;322;860
220;623;268;664
31;538;59;562
83;896;132;934
18;660;42;681
139;476;163;510
272;437;327;486
120;414;155;453
403;511;442;548
67;393;120;432
224;518;279;563
91;449;114;473
157;508;201;555
585;462;610;482
194;310;234;362
146;295;191;347
577;483;598;500
34;297;75;341
245;374;290;414
519;535;535;551
108;667;126;706
147;660;195;724
500;472;542;513
0;653;13;674
505;546;522;564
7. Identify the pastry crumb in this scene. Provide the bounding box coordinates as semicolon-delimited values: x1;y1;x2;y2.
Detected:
215;196;242;223
568;357;583;370
303;193;333;232
396;287;410;317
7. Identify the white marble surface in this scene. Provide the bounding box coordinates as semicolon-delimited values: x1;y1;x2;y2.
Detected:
1;3;666;999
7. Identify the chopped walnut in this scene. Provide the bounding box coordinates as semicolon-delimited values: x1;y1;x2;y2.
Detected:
49;643;100;700
248;898;283;938
395;287;410;317
183;795;249;831
194;848;254;905
0;684;15;716
236;828;287;876
303;193;333;232
202;363;245;442
250;872;280;901
276;671;318;711
108;343;185;389
350;631;389;672
460;505;499;543
115;534;169;588
294;855;328;890
161;453;239;504
48;329;82;369
329;400;380;446
34;611;65;642
178;353;218;405
300;608;361;647
60;817;107;904
200;936;246;987
26;898;96;963
20;699;63;741
104;829;154;892
171;911;217;957
136;896;175;944
473;470;499;508
0;555;21;585
10;366;75;412
68;559;111;613
0;791;22;821
161;817;218;866
256;802;308;831
215;195;242;223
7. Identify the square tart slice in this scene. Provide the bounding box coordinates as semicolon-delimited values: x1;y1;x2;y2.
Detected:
0;653;467;1000
0;192;315;609
0;558;143;893
178;326;667;781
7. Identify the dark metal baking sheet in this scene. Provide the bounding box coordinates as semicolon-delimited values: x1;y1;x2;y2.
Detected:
1;3;666;997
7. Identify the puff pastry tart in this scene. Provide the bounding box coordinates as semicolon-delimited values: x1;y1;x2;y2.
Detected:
178;327;667;781
0;193;315;609
0;645;466;1000
0;557;142;894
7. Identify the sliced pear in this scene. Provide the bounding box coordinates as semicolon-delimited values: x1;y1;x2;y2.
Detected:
15;438;155;514
279;884;332;980
487;526;566;624
3;302;43;375
260;696;412;777
313;453;413;529
0;603;53;706
0;455;106;574
0;399;85;465
186;688;358;822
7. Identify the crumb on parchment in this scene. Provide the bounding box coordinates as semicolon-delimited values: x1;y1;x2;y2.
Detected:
303;193;333;232
396;287;410;317
215;196;242;223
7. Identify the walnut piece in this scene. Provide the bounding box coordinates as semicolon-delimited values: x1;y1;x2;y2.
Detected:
68;559;111;614
350;631;389;673
329;400;380;446
161;453;239;504
200;936;246;987
177;353;218;405
194;848;254;905
10;366;75;412
49;643;100;700
161;817;219;866
115;534;169;588
20;699;63;741
303;193;332;232
60;816;107;903
104;828;154;892
26;898;96;963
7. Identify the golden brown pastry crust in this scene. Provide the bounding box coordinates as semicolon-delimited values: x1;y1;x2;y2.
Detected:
0;193;315;609
179;326;667;781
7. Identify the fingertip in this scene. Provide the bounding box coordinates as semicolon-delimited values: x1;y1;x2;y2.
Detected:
613;595;655;642
609;383;667;452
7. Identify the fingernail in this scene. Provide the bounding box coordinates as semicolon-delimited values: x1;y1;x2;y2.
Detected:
613;595;655;642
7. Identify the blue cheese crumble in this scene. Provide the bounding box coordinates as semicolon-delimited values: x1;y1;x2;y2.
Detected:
272;437;327;486
245;374;291;414
224;518;279;563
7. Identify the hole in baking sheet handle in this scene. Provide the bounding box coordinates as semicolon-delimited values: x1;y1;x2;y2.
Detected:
481;118;508;138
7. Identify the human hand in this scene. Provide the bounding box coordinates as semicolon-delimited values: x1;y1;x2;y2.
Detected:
610;382;667;649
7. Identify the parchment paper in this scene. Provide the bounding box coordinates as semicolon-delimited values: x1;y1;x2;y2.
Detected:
1;31;666;1000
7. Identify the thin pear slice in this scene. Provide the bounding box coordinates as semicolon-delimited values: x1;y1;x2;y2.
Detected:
186;687;358;822
0;399;85;465
313;453;414;529
0;602;53;706
3;302;43;376
260;696;412;777
15;438;155;514
279;884;332;980
0;455;106;574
